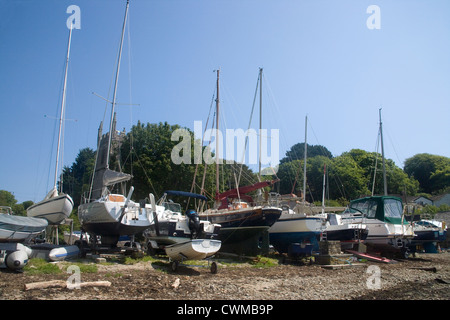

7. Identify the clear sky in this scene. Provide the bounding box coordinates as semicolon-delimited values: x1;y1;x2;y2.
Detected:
1;0;449;204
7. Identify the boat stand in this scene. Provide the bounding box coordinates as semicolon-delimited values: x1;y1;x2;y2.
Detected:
169;254;218;274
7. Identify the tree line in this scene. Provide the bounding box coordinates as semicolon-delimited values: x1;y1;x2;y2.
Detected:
2;121;449;215
61;121;450;207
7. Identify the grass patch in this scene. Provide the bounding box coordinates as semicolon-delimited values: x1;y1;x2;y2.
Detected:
123;254;156;265
23;258;98;274
24;258;62;275
61;261;98;273
250;255;279;268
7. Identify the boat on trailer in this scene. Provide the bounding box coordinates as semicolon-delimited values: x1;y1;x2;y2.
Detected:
165;239;221;273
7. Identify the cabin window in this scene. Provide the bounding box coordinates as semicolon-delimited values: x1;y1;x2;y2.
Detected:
163;202;182;213
384;199;403;219
351;200;377;218
367;201;378;218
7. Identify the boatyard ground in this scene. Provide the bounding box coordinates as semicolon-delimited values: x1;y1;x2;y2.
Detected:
0;251;449;300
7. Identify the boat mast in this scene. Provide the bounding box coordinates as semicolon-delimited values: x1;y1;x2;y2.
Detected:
106;0;129;169
303;116;308;204
258;67;263;181
321;164;326;214
379;108;388;196
54;24;73;192
215;69;220;199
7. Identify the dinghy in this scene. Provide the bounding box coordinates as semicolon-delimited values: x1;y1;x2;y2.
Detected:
165;239;221;273
165;239;222;262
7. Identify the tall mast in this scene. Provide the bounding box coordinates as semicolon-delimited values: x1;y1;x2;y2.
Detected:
54;24;73;191
106;0;129;169
215;69;220;199
303;116;308;203
379;108;387;195
322;164;326;214
258;67;263;181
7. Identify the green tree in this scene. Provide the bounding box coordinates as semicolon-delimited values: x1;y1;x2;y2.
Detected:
120;121;259;204
328;153;370;200
345;149;419;197
0;190;16;207
120;121;197;201
61;148;96;207
276;160;303;196
404;153;450;194
279;143;332;164
0;190;27;216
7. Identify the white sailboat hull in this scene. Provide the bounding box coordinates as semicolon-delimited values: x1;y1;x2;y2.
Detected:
78;196;151;240
27;194;73;225
165;239;222;261
269;214;325;234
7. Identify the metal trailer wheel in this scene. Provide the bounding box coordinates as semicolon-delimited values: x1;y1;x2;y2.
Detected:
210;261;218;274
171;261;179;272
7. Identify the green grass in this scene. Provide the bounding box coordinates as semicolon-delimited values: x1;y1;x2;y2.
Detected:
23;258;98;274
23;258;62;275
250;255;279;268
22;253;279;275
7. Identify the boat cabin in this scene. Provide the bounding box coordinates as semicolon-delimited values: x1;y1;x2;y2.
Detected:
349;196;407;225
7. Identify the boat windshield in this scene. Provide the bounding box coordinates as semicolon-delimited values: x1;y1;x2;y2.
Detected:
0;206;12;215
384;199;403;219
350;200;378;218
163;202;182;213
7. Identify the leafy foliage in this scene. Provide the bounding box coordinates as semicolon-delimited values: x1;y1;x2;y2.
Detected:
275;148;419;202
119;121;259;206
48;124;448;209
61;147;96;207
404;153;450;194
279;142;332;164
0;190;28;216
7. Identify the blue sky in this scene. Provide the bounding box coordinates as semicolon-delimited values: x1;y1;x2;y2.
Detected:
1;0;449;203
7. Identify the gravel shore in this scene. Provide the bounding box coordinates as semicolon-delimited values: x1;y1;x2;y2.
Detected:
1;251;449;301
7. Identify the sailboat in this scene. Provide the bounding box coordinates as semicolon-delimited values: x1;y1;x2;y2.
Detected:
270;116;371;254
27;24;74;225
77;0;151;247
198;69;282;256
340;109;415;256
269;116;328;254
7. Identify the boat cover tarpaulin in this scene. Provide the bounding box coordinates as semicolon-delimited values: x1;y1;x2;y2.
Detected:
0;214;48;233
349;196;408;225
